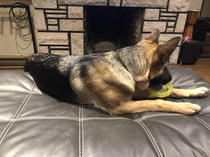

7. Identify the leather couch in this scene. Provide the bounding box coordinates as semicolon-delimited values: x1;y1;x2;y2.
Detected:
0;67;210;157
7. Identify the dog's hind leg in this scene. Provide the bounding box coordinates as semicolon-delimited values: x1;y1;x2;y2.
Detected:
108;99;201;115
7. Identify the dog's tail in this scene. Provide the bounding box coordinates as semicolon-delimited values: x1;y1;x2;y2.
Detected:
24;53;59;73
24;54;35;72
24;57;30;72
24;53;39;72
24;60;29;72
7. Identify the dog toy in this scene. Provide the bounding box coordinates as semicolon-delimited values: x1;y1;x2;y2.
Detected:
147;82;173;98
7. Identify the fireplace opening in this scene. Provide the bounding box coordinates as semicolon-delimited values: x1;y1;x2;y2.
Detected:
84;6;143;54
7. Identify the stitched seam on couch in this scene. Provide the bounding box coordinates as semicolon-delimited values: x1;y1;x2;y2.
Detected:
140;113;185;121
79;105;85;157
199;110;210;116
82;106;85;157
185;116;210;157
16;117;133;121
173;83;210;87
0;113;189;123
79;105;81;157
0;89;42;95
0;82;36;145
133;113;164;157
194;116;210;131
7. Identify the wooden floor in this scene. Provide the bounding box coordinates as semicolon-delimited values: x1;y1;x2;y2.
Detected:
0;58;210;82
169;58;210;83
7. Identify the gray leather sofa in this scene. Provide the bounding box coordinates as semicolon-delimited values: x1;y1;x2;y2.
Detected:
0;67;210;157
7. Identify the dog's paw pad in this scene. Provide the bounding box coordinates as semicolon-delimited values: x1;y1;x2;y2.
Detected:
194;87;210;97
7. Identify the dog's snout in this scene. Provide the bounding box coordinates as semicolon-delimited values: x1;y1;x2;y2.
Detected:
162;74;172;85
150;68;172;85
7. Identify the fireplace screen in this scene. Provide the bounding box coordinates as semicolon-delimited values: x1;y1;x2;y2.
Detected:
84;6;143;54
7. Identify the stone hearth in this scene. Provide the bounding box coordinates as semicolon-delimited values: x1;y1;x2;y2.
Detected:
32;0;190;64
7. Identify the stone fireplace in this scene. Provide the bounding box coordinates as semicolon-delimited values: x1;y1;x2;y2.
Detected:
84;6;143;54
32;0;190;64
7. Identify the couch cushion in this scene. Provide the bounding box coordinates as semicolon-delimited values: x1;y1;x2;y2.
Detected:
0;68;210;157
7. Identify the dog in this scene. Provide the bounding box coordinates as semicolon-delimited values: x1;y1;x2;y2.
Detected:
24;29;209;115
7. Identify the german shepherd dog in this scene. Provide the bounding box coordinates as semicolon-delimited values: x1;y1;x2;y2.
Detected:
24;29;209;115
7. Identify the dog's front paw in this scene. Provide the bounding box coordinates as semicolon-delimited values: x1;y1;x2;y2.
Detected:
193;87;210;98
180;103;201;115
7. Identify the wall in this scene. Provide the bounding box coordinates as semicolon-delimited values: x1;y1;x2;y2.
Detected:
189;0;203;11
201;0;210;17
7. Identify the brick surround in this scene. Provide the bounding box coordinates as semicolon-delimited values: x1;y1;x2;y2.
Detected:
32;0;190;64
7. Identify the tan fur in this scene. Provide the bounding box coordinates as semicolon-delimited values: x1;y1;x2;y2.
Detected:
109;99;201;115
110;86;209;115
171;87;209;98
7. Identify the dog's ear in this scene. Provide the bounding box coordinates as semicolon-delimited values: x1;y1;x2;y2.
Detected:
156;37;181;63
145;29;160;44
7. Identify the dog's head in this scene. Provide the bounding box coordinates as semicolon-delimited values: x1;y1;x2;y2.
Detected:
136;29;180;87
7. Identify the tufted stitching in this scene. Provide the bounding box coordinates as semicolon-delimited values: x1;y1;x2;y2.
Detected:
140;113;185;121
0;117;136;123
82;105;85;157
198;110;210;116
173;83;210;87
0;113;190;123
7;116;135;122
15;117;79;121
0;82;36;145
187;116;210;157
0;89;42;95
0;121;13;145
133;113;164;157
79;105;85;157
79;105;81;157
194;116;210;131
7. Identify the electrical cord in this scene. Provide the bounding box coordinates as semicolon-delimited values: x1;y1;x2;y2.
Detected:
9;2;32;58
9;2;29;30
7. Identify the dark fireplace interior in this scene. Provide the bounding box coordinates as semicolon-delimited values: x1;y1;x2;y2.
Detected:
84;6;143;54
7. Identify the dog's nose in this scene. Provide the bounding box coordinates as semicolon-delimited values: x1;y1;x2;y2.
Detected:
150;68;172;85
161;68;172;85
162;75;172;85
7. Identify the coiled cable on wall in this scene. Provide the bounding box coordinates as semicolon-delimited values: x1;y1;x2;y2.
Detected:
9;2;32;58
9;2;29;30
